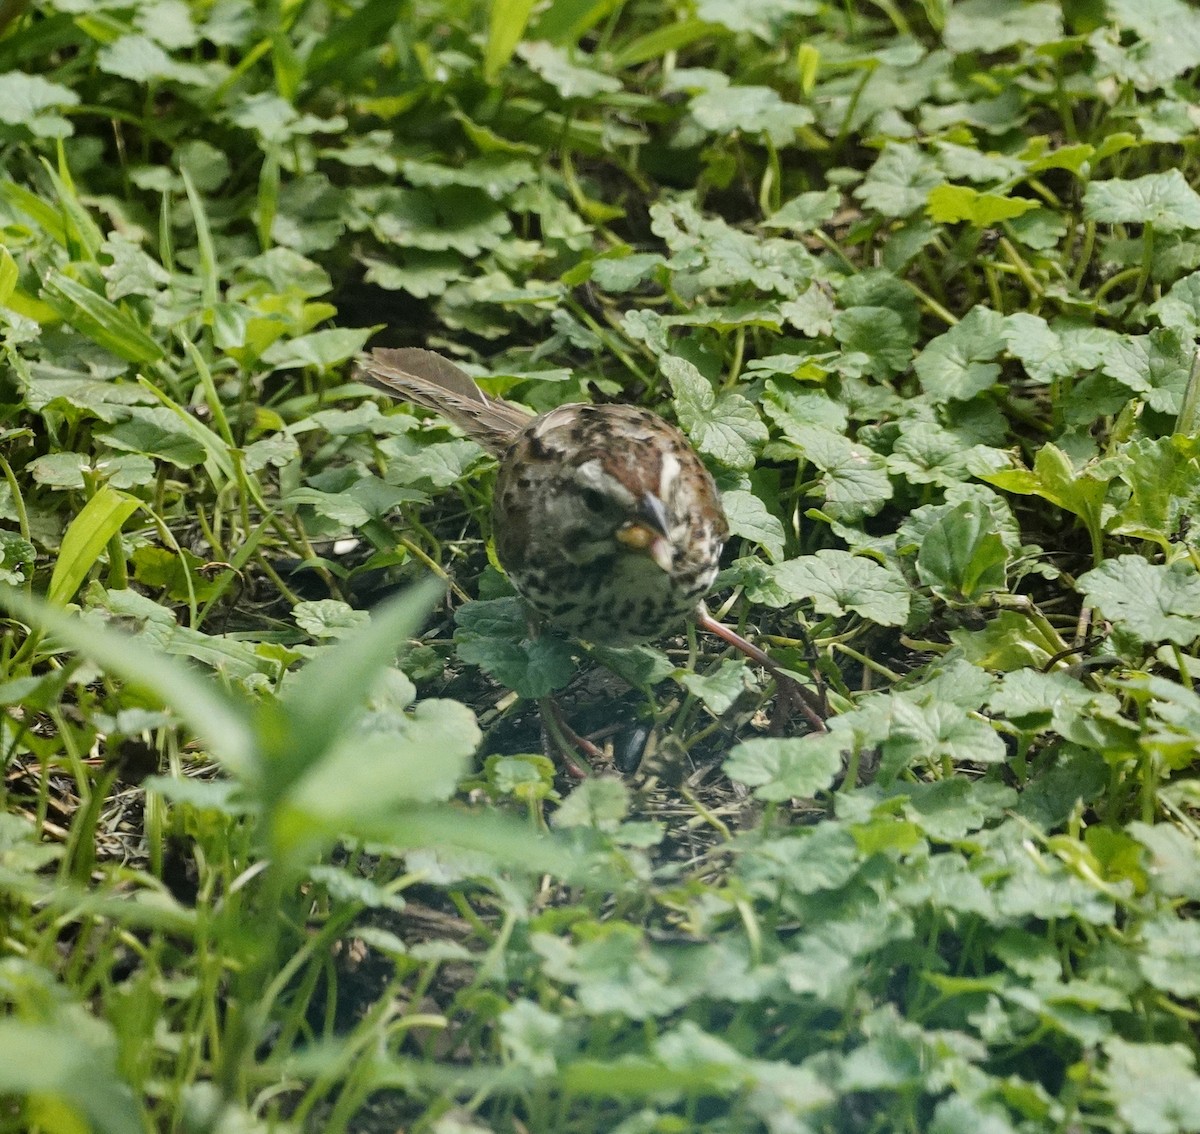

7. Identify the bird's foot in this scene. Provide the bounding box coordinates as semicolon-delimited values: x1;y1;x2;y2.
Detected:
538;696;603;778
696;611;827;734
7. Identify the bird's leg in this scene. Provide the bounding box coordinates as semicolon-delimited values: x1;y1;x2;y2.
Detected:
519;607;604;776
538;696;601;778
695;611;827;734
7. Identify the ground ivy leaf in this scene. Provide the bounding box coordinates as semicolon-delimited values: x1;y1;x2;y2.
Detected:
877;695;1004;780
854;143;944;218
785;424;892;521
887;421;1000;488
101;235;171;300
762;382;848;438
901;778;1017;842
663;355;766;469
1077;555;1200;645
721;489;786;562
96;408;207;468
455;634;576;699
283;488;372;528
764;188;841;232
1149;271;1200;337
723;735;842;800
1084;169;1200;232
98;34;208;85
943;0;1063;49
0;531;35;587
517;42;622;98
261;326;375;370
1004;316;1121;386
915;658;997;710
590;253;665;292
1137;915;1200;998
1104;1037;1200;1134
727;555;795;608
914;306;1006;401
294;599;370;640
681;659;753;715
553;777;631;830
833;307;914;377
386;439;486;488
1099;329;1192;414
689;85;813;145
1128;821;1200;900
371;186;512;255
774;549;911;626
779;285;837;336
455;598;576;698
988;669;1095;731
0;71;79;137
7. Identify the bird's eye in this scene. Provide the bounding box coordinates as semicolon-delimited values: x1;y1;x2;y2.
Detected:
579;487;606;512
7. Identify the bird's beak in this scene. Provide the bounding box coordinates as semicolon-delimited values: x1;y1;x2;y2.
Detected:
615;493;674;573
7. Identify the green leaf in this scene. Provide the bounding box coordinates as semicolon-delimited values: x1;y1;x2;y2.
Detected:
1138;915;1200;997
915;500;1010;603
277;697;480;850
773;550;911;626
913;305;1006;401
0;72;79;138
1084;170;1200;233
47;485;140;605
1077;555;1200;646
879;695;1007;780
943;0;1063;50
1003;314;1119;385
680;659;752;715
1109;435;1200;549
979;443;1107;563
370;187;512;255
832;307;915;378
260;325;375;369
926;184;1039;226
96;407;208;468
485;0;537;83
1100;329;1192;414
0;588;256;776
782;424;892;522
517;41;621;97
854;143;944;219
689;85;813;145
886;422;1003;488
764;189;841;232
41;270;164;364
662;355;766;470
268;577;448;797
0;531;35;587
723;734;843;800
1129;821;1200;900
1091;0;1200;91
293;599;371;641
0;1017;143;1134
454;598;577;698
721;489;786;562
553;777;631;829
1149;271;1200;337
1104;1038;1200;1134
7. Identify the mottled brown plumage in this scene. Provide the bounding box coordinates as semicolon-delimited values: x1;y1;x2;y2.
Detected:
357;348;728;646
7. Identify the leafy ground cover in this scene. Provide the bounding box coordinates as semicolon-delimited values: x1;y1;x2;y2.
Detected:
5;0;1200;1131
